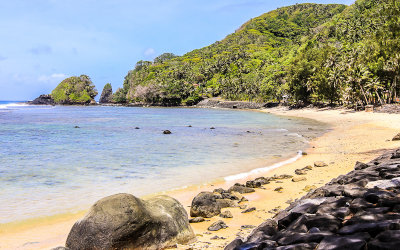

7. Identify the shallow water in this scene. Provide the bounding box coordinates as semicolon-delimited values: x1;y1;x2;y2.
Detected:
0;102;328;223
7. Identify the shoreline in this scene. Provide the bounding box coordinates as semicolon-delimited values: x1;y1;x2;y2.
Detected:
2;107;400;249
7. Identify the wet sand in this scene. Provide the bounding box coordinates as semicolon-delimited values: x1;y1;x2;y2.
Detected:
2;107;400;249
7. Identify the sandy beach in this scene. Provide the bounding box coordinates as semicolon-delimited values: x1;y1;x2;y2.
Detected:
2;107;400;249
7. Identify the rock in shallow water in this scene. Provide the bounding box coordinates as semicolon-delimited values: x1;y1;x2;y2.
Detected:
66;193;195;250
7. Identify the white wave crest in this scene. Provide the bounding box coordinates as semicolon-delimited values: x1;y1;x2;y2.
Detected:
224;151;303;181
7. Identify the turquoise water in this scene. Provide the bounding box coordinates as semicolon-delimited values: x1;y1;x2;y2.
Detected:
0;102;327;223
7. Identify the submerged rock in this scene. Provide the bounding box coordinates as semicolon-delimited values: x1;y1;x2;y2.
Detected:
65;193;195;250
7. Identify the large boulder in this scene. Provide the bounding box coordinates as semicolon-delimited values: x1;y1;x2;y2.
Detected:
99;83;113;104
190;192;221;218
66;193;195;250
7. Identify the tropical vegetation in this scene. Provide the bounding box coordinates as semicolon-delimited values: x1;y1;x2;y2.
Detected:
113;0;400;108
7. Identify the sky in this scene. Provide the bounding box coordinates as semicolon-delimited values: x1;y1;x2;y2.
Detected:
0;0;354;101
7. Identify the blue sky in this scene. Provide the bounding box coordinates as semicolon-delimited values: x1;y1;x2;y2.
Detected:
0;0;354;101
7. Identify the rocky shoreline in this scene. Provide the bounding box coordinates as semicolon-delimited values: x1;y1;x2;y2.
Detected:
224;148;400;250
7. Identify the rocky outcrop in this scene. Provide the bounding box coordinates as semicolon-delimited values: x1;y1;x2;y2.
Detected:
29;94;55;105
65;193;195;250
99;83;113;104
226;148;400;250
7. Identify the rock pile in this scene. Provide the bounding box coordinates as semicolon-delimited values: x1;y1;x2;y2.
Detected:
226;148;400;249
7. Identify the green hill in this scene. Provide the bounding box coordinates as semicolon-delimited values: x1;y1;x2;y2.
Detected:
117;0;400;107
51;75;98;104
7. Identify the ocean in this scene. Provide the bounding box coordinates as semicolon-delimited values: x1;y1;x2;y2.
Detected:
0;101;328;223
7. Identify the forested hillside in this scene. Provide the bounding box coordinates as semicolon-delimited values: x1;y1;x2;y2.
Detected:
116;0;400;107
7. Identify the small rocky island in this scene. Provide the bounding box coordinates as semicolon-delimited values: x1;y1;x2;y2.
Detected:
30;75;98;105
99;83;114;104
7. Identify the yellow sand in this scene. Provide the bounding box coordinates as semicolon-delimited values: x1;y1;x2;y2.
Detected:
1;107;400;250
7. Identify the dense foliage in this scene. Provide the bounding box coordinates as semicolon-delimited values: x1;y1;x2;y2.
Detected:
51;75;98;104
117;0;400;107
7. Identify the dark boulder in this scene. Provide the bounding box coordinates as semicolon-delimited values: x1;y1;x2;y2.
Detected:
190;192;221;218
65;193;195;250
246;180;262;188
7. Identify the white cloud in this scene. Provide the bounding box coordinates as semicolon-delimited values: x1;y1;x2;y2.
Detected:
38;73;68;83
144;48;156;57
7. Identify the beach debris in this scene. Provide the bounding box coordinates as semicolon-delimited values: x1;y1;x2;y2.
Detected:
208;220;228;231
314;161;328;167
242;207;256;213
303;165;313;171
163;130;172;134
189;217;205;223
292;177;307;182
219;210;233;218
274;187;283;192
65;193;195;250
302;152;308;155
275;181;283;183
295;169;307;175
392;133;400;141
228;183;255;194
190;192;221;218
